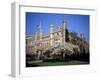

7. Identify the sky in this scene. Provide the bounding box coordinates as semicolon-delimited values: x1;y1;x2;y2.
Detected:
26;12;89;41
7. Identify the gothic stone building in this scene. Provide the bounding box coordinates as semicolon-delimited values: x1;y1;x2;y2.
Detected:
26;20;89;56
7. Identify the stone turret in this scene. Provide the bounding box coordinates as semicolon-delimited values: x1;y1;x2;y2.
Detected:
63;19;67;30
80;33;84;39
62;20;68;44
50;24;54;46
50;24;54;33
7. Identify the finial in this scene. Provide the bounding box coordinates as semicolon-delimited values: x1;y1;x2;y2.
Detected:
50;24;54;28
63;19;67;23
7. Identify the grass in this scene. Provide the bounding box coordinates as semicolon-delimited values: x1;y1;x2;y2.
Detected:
26;60;89;67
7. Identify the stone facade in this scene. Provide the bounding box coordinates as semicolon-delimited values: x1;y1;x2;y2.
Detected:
26;20;89;56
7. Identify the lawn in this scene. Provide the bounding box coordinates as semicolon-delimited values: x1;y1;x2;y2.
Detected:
26;60;89;67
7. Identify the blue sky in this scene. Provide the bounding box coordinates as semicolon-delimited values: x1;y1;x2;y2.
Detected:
26;12;89;41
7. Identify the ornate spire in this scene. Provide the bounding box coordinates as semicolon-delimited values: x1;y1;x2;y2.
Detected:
50;24;54;28
39;21;42;33
50;24;54;33
63;19;67;23
39;21;43;39
63;19;67;29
